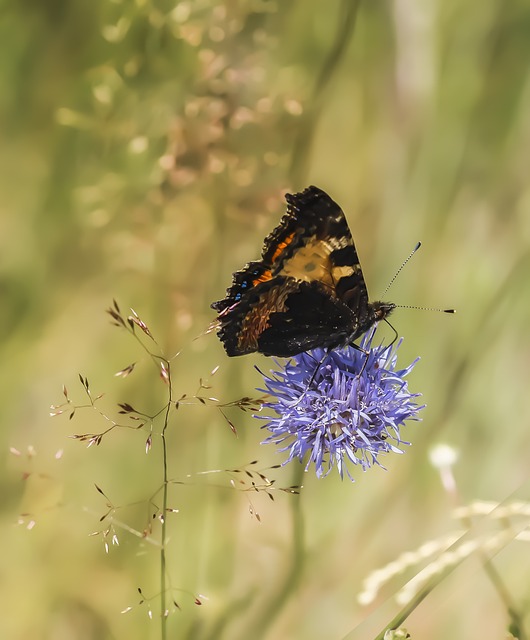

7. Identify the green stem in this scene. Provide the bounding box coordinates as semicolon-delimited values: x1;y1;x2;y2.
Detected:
160;360;172;640
371;514;528;640
289;0;362;186
481;559;527;640
461;510;527;640
160;431;168;640
371;577;439;640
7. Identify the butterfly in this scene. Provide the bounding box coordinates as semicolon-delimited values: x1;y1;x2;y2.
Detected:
211;185;395;358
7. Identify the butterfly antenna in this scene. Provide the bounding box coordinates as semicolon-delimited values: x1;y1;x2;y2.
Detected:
381;241;422;298
396;305;456;314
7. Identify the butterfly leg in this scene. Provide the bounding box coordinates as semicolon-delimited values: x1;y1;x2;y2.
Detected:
349;342;368;355
290;349;331;407
348;341;372;377
383;318;398;347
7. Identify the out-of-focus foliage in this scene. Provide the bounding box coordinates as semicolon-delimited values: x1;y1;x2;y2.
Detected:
2;0;530;639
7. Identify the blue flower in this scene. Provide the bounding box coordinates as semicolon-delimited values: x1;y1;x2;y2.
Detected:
256;332;424;480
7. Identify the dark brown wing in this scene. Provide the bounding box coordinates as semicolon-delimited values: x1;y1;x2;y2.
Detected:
212;186;369;314
215;278;356;357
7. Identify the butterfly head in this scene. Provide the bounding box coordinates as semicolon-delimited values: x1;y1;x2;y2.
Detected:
372;301;396;322
349;300;396;344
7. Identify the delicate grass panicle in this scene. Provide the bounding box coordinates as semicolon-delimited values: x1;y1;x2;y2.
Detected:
257;332;424;480
50;301;299;633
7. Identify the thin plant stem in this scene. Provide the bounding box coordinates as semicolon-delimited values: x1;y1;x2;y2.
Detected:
457;511;527;640
447;464;528;640
371;577;440;640
481;560;527;640
369;496;530;640
160;358;172;640
289;0;362;185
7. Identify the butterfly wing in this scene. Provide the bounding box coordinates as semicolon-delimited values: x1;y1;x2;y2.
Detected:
215;278;355;357
212;186;373;356
265;186;369;303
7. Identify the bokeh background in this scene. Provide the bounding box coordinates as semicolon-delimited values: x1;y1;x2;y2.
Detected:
2;0;530;638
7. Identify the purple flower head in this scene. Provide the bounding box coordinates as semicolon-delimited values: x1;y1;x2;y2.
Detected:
256;332;424;480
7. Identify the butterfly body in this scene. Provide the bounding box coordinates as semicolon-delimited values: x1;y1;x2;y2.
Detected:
211;186;395;357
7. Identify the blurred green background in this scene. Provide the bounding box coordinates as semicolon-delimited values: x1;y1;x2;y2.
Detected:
2;0;530;638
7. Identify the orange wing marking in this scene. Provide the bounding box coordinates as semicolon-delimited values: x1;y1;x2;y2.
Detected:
270;231;296;263
252;269;273;285
278;238;336;293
